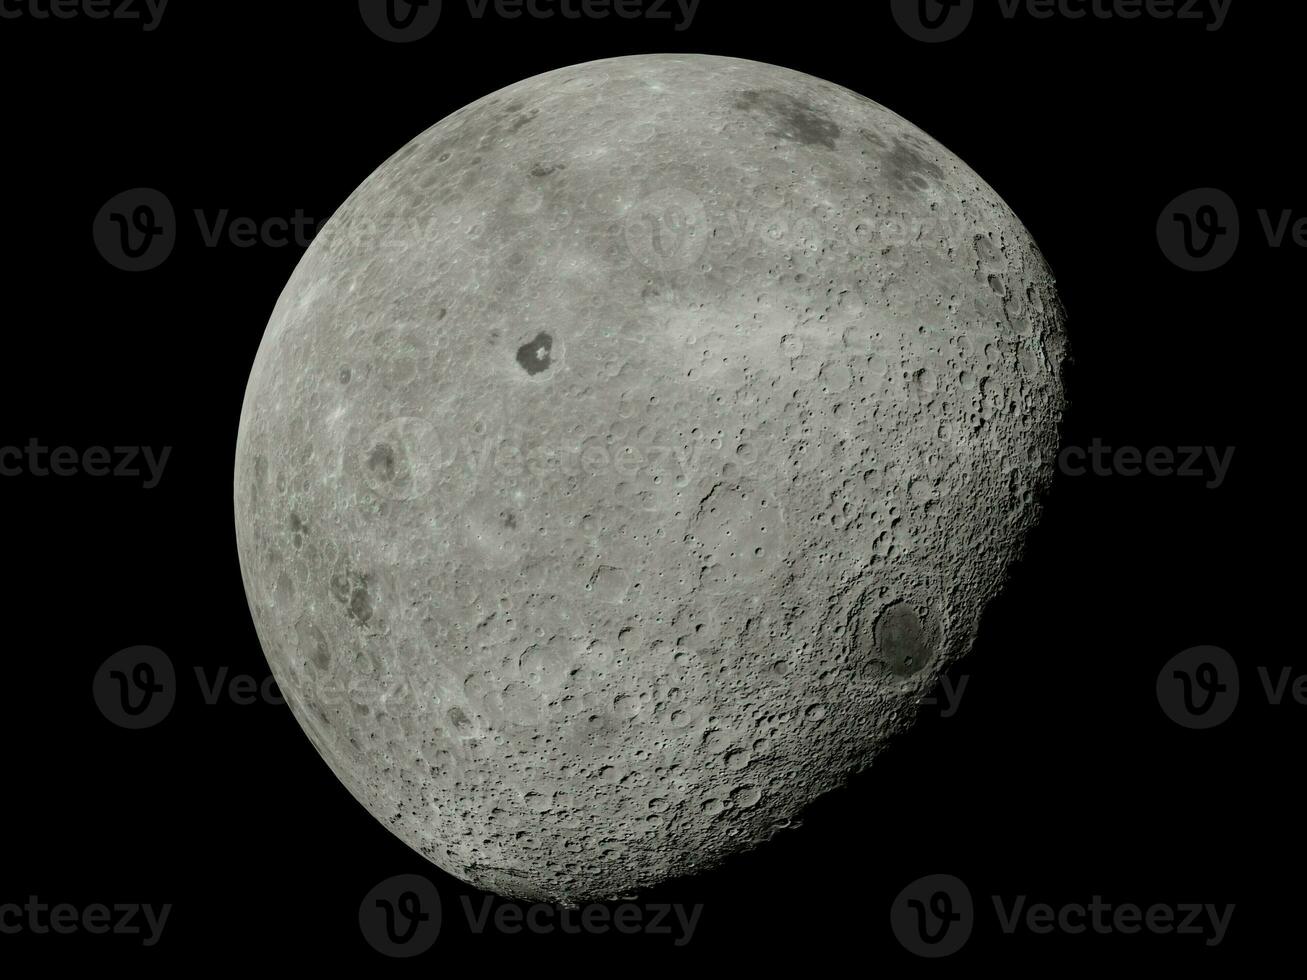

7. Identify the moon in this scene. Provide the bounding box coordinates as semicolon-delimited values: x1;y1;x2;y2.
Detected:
235;54;1068;903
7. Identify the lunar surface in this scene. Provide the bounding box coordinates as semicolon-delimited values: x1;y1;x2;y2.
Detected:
235;54;1068;903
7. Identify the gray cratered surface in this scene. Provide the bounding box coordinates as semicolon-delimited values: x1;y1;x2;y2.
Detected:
235;54;1068;903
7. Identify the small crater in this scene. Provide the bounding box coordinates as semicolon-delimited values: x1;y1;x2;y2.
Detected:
516;332;554;375
528;163;565;178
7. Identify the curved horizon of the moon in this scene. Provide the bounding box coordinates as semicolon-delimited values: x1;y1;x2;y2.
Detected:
234;53;1068;904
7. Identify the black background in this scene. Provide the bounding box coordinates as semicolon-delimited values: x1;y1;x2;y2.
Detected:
1;0;1288;967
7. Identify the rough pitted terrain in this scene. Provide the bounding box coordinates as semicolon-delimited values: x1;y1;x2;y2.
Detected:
235;54;1069;903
